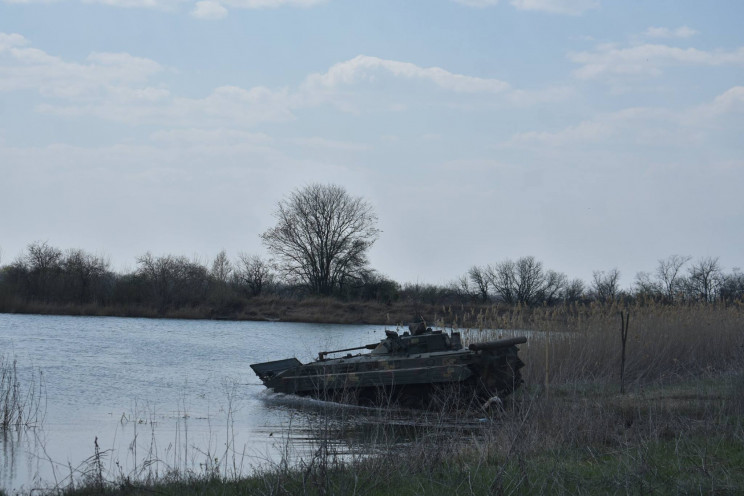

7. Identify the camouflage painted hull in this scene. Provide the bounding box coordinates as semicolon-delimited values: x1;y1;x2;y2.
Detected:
251;334;526;408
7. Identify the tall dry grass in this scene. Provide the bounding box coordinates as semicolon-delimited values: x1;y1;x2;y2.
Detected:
22;302;744;495
1;355;45;430
449;302;744;392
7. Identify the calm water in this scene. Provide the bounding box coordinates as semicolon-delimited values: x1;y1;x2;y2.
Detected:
0;314;400;493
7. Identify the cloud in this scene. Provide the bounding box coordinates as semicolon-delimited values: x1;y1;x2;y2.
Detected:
4;34;544;128
1;0;62;3
451;0;499;7
219;0;327;7
569;43;744;81
302;55;510;95
82;0;188;9
190;0;228;18
291;137;370;151
0;36;163;98
709;86;744;113
38;85;296;126
501;106;695;149
510;0;598;15
643;26;698;39
502;86;744;150
1;0;326;10
0;33;27;50
506;85;574;105
687;86;744;120
451;0;597;14
150;128;273;146
503;118;613;147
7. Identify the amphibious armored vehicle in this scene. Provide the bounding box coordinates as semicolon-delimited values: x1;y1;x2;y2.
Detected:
251;323;526;408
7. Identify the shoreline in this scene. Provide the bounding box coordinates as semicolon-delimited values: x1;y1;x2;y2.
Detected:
0;297;509;327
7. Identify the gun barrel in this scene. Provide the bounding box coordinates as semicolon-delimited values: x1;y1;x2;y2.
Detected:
468;336;527;351
318;343;377;360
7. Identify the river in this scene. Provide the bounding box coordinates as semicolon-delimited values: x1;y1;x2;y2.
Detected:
0;313;411;493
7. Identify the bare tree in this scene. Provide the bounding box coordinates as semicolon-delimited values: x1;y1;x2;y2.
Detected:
487;260;517;304
210;250;232;285
467;265;491;302
62;249;109;304
261;184;379;295
634;271;661;299
455;274;472;300
720;267;744;302
487;256;565;305
591;268;621;302
656;255;691;301
564;278;585;303
24;241;63;302
686;257;722;302
235;253;274;296
542;270;567;304
137;253;208;312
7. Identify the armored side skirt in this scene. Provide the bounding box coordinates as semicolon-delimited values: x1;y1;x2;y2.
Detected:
264;363;474;395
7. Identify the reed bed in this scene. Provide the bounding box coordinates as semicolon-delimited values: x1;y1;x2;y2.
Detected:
1;355;45;431
46;367;744;495
452;302;744;392
17;302;744;495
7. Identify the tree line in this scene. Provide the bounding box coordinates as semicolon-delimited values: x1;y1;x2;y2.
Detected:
1;184;742;316
460;255;744;305
1;243;742;316
0;242;744;314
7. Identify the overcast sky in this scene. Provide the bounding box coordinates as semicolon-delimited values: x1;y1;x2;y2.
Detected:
1;0;742;288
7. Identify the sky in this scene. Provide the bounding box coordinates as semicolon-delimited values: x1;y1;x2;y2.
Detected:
1;0;743;288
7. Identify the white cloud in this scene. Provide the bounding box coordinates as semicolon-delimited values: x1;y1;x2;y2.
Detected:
150;128;273;146
82;0;188;9
708;86;744;114
0;36;163;97
3;35;536;128
687;86;744;121
451;0;597;14
500;105;700;150
510;0;598;15
1;0;62;3
291;137;370;151
38;85;296;127
504;119;610;147
502;86;744;150
644;26;698;39
451;0;499;7
569;43;744;81
219;0;327;7
506;85;574;105
1;0;324;10
191;0;228;19
0;33;27;50
302;55;510;95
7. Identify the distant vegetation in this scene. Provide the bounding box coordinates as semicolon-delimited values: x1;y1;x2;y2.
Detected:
0;240;742;323
1;184;742;322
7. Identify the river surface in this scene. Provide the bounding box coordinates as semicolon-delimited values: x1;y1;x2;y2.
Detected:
0;314;428;493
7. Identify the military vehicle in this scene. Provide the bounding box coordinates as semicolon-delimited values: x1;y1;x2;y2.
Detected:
251;323;526;409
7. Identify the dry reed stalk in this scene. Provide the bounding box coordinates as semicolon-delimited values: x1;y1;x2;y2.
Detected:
1;355;45;431
452;302;743;392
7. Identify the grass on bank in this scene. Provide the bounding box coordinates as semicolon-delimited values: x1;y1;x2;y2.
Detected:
19;302;744;495
53;372;744;496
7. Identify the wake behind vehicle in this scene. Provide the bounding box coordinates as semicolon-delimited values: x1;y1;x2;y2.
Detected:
251;323;526;409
